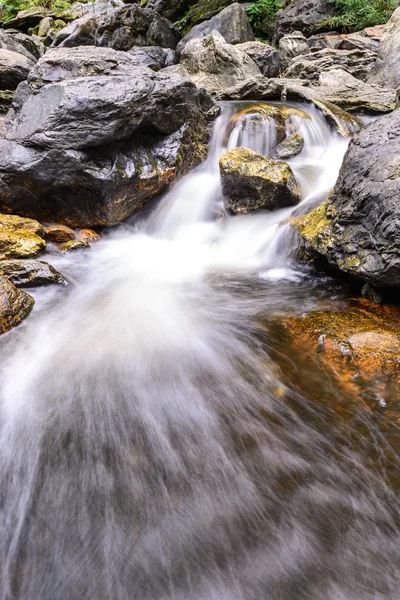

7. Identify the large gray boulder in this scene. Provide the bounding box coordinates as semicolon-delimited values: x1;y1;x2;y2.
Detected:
236;41;280;78
368;7;400;89
283;48;378;82
171;31;260;95
0;50;35;91
273;0;336;42
0;47;217;228
0;30;42;62
52;4;180;50
176;3;254;55
295;108;400;288
279;32;310;70
128;46;177;70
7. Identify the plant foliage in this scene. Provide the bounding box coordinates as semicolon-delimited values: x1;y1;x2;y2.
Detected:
324;0;399;32
246;0;285;38
0;0;89;21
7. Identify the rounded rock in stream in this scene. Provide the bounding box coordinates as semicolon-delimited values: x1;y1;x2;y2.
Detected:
0;274;34;334
0;259;67;287
0;214;46;260
219;146;301;214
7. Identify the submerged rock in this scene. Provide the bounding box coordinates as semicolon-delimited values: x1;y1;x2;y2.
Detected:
176;3;254;55
0;259;67;287
219;147;300;214
0;275;34;334
173;31;260;94
294;108;400;288
273;133;304;159
0;47;217;228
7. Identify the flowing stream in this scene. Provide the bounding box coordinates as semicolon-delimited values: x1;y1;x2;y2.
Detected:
1;102;400;600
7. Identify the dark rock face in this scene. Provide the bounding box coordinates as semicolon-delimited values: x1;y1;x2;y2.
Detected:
0;260;67;287
368;7;400;89
273;0;336;42
0;30;42;62
236;41;280;78
145;0;192;22
0;275;34;334
295;108;400;287
219;147;301;214
176;3;254;55
128;46;177;70
0;47;217;228
53;4;180;50
0;50;35;91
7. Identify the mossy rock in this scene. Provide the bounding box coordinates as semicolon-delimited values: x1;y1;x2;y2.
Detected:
0;275;34;335
220;146;301;213
59;239;90;252
274;132;304;159
0;214;46;260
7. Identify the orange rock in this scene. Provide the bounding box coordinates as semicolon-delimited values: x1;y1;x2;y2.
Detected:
45;224;75;243
76;229;100;243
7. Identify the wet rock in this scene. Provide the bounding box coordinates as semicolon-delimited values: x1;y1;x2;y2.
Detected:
0;49;35;91
228;103;287;146
45;224;76;242
236;41;280;78
173;31;260;95
0;275;34;335
0;259;67;287
59;239;90;252
279;31;310;70
0;215;46;260
368;7;400;89
273;133;304;159
128;46;176;70
0;47;217;228
76;229;100;242
273;0;336;42
311;98;362;137
362;282;383;305
176;3;254;55
52;4;180;50
294;108;400;288
219;147;300;214
283;48;378;82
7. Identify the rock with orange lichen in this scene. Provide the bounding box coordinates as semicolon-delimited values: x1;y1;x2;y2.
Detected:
0;275;34;334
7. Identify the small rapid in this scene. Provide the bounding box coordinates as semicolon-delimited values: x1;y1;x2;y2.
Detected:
1;102;399;600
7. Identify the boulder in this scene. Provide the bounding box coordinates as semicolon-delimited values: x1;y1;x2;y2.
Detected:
0;275;34;335
273;0;336;42
273;133;304;159
38;16;55;38
279;32;310;70
0;259;67;287
0;49;35;91
368;7;400;89
294;108;400;287
45;224;76;242
59;239;90;252
0;215;46;260
128;46;176;70
0;29;42;62
308;27;384;53
183;0;237;28
219;147;301;214
76;229;100;242
52;4;180;50
0;91;14;114
172;31;260;95
283;48;378;82
0;47;217;228
176;3;254;55
236;41;280;78
310;99;362;136
3;7;57;32
145;0;192;22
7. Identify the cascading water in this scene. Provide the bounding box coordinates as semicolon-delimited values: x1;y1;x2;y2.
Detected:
1;102;400;600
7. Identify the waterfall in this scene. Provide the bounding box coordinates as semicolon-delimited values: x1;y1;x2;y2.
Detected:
1;102;399;600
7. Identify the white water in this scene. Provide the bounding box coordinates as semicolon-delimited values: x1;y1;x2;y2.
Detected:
1;102;400;600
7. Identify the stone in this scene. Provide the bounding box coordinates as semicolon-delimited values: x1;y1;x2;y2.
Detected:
45;224;76;242
0;29;42;62
0;47;217;228
273;133;304;159
59;239;90;252
183;0;238;28
76;229;100;242
3;7;56;32
368;7;400;89
283;48;378;82
273;0;336;42
0;49;35;91
145;0;192;22
310;99;362;137
0;259;67;287
294;108;400;288
0;275;34;335
38;17;54;38
0;215;46;260
279;32;310;70
173;31;260;95
0;91;14;114
308;28;384;53
128;46;176;71
52;4;180;50
236;41;280;78
176;3;254;55
219;147;301;214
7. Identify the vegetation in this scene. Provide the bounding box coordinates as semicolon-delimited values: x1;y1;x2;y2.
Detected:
324;0;400;32
246;0;285;39
0;0;88;21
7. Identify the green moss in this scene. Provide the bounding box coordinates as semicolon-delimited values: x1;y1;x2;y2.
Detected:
294;200;336;254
